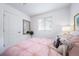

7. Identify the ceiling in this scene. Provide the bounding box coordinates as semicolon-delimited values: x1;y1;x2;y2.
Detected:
7;3;70;17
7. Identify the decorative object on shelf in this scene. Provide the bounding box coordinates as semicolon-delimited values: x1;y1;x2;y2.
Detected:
29;31;34;35
74;13;79;31
26;30;34;37
26;31;30;34
23;19;30;35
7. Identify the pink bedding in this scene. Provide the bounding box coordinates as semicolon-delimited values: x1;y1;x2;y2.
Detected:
69;45;79;56
69;36;79;56
1;38;61;56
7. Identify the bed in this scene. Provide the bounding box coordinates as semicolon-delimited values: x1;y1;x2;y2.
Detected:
1;38;61;56
59;31;79;56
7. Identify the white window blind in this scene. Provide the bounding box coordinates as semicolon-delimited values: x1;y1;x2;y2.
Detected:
38;17;53;30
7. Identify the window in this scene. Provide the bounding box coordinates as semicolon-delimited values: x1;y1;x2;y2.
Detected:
38;17;53;30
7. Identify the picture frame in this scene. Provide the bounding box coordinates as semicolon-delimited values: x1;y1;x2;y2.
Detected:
74;13;79;31
23;19;30;35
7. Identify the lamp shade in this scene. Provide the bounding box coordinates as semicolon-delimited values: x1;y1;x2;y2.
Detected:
62;26;71;32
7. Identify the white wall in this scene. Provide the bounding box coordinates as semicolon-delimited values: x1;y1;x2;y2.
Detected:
70;3;79;26
31;6;70;39
0;4;30;53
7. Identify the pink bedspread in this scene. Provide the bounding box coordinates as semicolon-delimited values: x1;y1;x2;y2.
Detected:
69;36;79;56
1;38;61;56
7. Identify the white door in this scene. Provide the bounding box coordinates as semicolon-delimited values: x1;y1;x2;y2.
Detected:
0;9;4;54
3;11;21;49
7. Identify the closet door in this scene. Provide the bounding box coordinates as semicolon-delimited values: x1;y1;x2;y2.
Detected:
0;9;4;53
3;11;21;48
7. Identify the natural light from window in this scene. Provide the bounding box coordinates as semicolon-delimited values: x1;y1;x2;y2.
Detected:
38;17;53;31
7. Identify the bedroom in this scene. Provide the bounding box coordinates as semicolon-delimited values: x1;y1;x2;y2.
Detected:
0;3;79;56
